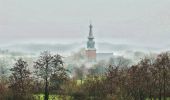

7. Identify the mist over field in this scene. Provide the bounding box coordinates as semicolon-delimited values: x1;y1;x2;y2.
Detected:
0;41;167;54
0;41;167;66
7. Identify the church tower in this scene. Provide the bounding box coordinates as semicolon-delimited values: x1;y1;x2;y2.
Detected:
86;24;96;62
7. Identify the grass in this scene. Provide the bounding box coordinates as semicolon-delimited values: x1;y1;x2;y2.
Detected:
76;79;83;85
34;94;71;100
34;94;170;100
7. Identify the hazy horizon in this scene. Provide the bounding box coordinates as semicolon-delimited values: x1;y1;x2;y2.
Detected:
1;0;170;49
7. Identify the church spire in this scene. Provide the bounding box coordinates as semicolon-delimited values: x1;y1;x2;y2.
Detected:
86;23;96;62
88;23;94;39
87;23;95;49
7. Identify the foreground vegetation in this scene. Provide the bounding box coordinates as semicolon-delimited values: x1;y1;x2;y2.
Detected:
0;51;170;100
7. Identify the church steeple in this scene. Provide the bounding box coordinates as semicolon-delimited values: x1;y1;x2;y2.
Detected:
86;23;96;62
87;23;95;49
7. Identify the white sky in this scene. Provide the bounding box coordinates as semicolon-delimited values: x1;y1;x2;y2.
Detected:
0;0;170;47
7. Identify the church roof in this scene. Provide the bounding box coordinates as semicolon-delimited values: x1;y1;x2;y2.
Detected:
96;53;113;61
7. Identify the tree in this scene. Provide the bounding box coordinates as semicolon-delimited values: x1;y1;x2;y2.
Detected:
0;58;8;81
105;65;119;95
34;51;67;100
106;56;132;97
90;60;106;76
9;58;31;98
74;64;86;85
0;58;9;99
82;75;106;99
154;52;170;100
50;55;69;94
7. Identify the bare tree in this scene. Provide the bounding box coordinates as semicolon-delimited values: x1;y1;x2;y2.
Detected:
9;58;31;98
0;59;9;99
154;52;170;100
34;51;67;100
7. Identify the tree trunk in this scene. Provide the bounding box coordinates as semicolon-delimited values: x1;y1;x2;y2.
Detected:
163;68;166;100
44;62;49;100
159;88;162;100
81;77;82;85
44;76;49;100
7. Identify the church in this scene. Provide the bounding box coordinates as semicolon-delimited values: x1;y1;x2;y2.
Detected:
86;24;113;62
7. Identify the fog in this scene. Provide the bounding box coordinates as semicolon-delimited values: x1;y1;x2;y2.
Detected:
0;0;170;50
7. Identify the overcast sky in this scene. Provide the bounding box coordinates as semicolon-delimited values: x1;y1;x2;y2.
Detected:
0;0;170;47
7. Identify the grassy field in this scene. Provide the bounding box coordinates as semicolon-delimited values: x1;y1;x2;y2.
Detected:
34;94;170;100
34;94;71;100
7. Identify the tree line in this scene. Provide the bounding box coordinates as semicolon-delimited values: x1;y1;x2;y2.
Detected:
0;51;170;100
80;52;170;100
